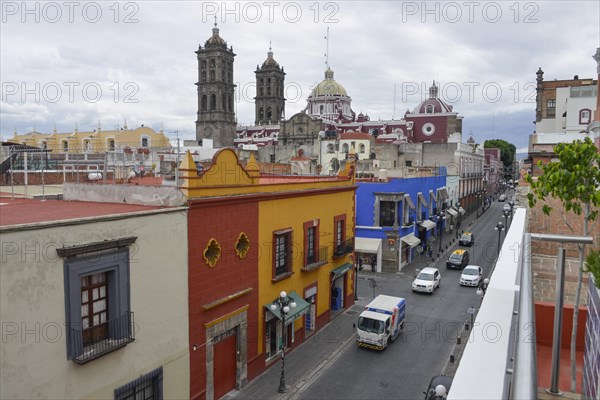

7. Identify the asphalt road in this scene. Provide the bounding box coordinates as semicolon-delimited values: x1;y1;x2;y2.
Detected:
297;191;516;400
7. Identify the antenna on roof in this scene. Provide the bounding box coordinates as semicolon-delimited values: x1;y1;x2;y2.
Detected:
324;27;330;69
393;84;397;120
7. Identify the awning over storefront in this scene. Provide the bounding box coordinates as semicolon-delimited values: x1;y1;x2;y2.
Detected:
458;207;466;215
331;262;352;280
264;291;310;325
404;194;415;210
400;234;421;248
437;188;448;203
446;208;458;217
355;237;382;254
419;220;437;231
418;192;428;207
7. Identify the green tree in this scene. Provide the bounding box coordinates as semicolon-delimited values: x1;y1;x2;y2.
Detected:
484;139;516;169
525;136;600;392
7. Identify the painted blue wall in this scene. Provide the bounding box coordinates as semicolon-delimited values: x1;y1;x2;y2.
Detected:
355;173;447;243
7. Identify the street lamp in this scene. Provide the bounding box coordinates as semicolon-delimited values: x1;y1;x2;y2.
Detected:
509;200;515;220
455;202;461;238
270;291;297;393
435;211;445;253
503;209;511;237
494;221;504;257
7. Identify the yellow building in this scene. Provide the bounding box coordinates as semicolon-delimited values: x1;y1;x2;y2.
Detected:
9;125;171;153
180;148;356;387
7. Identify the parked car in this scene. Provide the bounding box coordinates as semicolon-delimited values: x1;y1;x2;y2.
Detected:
459;232;475;246
498;194;507;202
460;265;483;286
412;267;441;294
447;249;470;269
424;375;453;400
503;203;511;212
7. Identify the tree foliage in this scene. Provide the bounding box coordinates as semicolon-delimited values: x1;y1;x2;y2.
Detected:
584;250;600;289
484;139;516;169
525;136;600;222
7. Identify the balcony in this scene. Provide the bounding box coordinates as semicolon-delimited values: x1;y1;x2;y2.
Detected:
302;245;329;272
333;237;354;258
69;312;135;364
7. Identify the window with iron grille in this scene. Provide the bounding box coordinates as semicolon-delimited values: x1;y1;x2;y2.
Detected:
114;367;163;400
273;229;292;278
334;214;347;252
307;227;316;264
379;201;396;227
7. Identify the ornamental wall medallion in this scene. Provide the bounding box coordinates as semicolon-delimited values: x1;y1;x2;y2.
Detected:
235;232;250;259
203;238;222;268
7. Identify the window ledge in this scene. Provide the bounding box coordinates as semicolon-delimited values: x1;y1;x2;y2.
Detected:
302;261;328;272
73;337;133;364
272;271;294;283
333;249;352;259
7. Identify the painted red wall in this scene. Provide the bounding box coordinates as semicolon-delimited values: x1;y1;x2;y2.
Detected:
188;198;259;400
406;115;449;143
535;302;587;350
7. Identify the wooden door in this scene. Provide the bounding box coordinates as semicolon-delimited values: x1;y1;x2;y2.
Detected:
213;333;237;399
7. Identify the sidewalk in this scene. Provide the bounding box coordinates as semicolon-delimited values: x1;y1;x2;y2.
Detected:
227;208;486;400
225;303;364;400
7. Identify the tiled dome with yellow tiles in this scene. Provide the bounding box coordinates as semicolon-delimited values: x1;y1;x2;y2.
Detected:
310;67;348;97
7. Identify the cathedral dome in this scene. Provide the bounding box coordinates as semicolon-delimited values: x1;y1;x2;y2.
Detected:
262;51;280;68
206;25;226;46
310;68;348;97
411;81;453;114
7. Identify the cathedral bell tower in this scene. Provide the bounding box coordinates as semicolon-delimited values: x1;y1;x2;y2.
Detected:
195;20;236;147
254;43;286;125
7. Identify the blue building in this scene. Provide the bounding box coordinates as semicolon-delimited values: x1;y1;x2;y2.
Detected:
355;171;449;273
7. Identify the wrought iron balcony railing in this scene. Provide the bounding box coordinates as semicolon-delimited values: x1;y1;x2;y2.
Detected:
69;312;134;364
333;237;354;258
303;245;329;271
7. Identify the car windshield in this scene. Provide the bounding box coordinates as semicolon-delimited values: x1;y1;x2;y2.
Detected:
463;268;479;276
449;254;462;262
417;272;434;281
358;317;384;334
460;234;471;241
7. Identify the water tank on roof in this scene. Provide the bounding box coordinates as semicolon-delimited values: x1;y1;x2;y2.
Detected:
88;172;102;181
378;169;387;181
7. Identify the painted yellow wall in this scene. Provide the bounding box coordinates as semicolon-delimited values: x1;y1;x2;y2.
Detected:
10;126;170;153
256;188;355;354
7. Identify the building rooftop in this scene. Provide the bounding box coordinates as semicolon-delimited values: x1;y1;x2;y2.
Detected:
0;197;164;227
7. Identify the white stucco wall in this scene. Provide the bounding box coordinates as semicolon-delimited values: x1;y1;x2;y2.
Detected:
0;208;190;399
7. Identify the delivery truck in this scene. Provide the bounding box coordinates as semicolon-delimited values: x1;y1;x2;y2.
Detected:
355;295;406;350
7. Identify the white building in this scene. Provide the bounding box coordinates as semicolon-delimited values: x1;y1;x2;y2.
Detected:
0;198;190;399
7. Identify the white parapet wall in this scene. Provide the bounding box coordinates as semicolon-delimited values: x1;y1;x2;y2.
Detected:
449;207;527;399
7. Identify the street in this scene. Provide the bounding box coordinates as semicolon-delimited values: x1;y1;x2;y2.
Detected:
296;192;516;399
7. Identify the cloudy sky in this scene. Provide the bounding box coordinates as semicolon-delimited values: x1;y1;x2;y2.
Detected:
1;1;599;153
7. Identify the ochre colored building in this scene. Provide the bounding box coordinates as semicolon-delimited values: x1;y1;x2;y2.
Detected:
180;148;356;400
10;125;171;153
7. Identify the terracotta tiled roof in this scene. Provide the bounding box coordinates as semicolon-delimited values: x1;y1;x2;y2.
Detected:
0;198;163;226
340;132;372;140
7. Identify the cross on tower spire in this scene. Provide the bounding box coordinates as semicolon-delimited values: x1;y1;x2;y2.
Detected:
324;27;330;69
214;15;217;27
